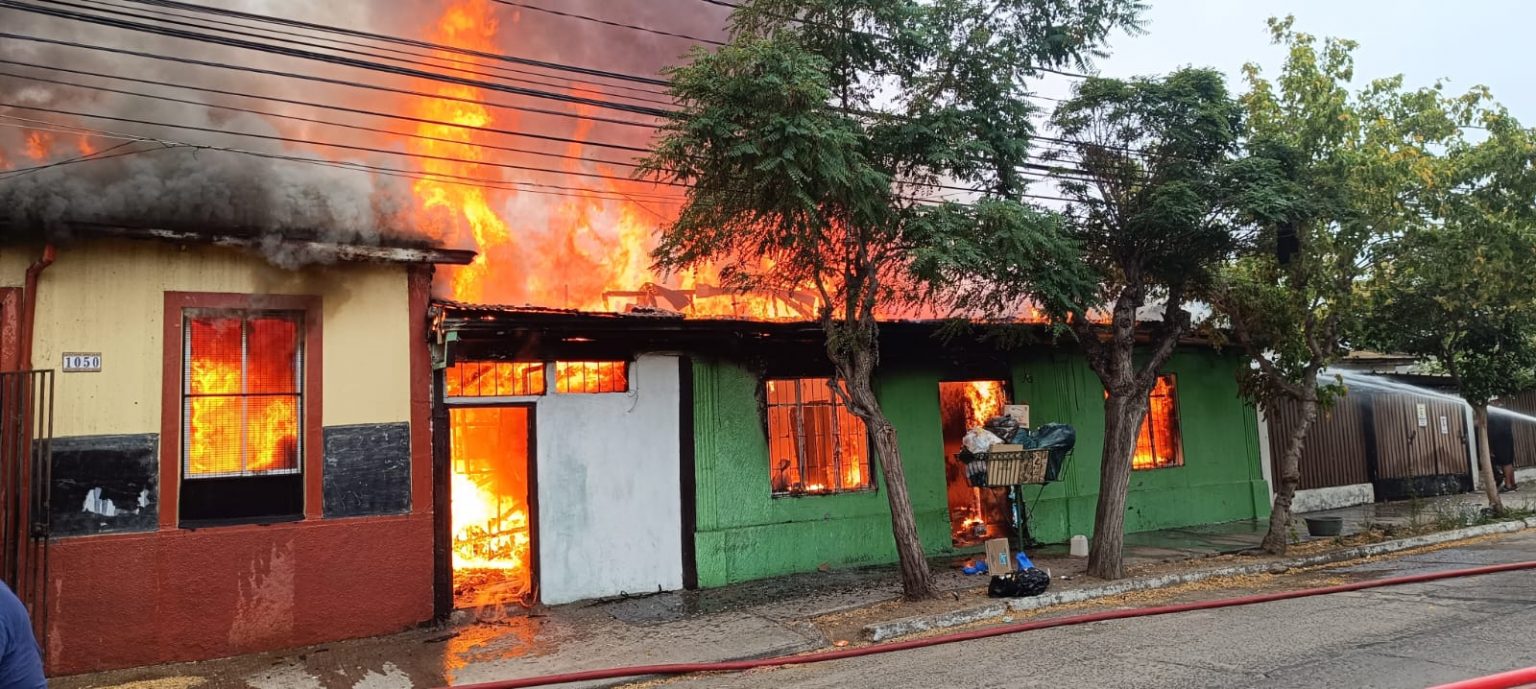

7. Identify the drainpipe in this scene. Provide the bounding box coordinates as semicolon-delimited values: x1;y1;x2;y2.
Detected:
18;244;56;371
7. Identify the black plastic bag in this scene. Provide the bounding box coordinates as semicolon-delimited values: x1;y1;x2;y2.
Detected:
987;567;1051;598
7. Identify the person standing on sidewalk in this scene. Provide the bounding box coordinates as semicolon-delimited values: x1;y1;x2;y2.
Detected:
0;582;45;688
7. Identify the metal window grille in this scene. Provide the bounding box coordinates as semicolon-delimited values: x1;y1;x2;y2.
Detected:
1133;374;1183;470
182;310;303;478
765;378;871;495
446;361;546;397
554;361;628;394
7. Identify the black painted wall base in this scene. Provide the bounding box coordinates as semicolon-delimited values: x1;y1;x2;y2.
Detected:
50;434;159;537
323;422;412;518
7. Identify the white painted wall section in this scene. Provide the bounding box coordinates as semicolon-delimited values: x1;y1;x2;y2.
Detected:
535;354;683;605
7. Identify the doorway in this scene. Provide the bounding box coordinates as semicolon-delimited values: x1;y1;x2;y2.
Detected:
938;381;1013;548
448;405;537;608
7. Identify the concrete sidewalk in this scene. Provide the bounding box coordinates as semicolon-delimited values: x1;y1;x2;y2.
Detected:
54;485;1536;689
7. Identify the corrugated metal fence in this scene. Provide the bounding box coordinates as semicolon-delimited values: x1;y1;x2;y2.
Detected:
1494;391;1536;468
1268;390;1472;493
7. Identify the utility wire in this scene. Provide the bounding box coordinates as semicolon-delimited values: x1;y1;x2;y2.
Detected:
0;115;689;207
0;31;662;129
111;0;671;86
0;139;141;178
0;102;689;188
0;68;650;169
0;58;656;156
0;1;676;118
76;0;679;108
490;0;725;46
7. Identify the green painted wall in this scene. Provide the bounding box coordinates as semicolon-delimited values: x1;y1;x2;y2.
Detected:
691;348;1270;588
1011;350;1271;545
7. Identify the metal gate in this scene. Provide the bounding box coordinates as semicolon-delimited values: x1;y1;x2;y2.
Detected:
0;370;53;651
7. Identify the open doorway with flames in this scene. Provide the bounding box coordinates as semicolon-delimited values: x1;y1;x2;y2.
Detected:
444;362;542;609
938;381;1014;548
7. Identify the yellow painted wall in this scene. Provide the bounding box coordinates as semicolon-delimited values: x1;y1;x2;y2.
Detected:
0;244;35;287
29;239;412;439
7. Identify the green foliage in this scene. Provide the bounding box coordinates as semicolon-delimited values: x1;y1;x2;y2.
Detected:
641;0;1147;331
1214;16;1477;410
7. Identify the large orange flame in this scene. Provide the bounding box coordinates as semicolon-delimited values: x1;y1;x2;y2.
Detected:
963;381;1006;429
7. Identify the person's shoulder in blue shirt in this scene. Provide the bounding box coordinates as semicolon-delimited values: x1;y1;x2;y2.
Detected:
0;582;45;689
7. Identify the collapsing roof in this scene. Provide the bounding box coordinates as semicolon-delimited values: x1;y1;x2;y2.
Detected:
0;222;477;266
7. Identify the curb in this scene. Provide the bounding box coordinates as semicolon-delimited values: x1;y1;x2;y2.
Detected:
863;516;1536;642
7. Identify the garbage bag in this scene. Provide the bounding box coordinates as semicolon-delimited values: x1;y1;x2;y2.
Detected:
962;428;1003;455
982;416;1019;444
987;568;1051;598
1032;423;1076;481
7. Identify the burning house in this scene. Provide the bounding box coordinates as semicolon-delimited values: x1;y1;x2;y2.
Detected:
433;303;1272;595
1;227;472;675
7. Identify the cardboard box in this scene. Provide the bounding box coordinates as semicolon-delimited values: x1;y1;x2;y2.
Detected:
985;537;1015;574
1004;404;1030;428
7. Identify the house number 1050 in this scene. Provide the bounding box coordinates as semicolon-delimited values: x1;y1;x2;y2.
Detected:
62;353;102;372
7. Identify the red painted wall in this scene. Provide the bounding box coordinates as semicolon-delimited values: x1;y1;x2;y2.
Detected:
45;513;433;676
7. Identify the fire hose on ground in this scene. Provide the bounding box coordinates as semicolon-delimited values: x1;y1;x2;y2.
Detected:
448;559;1536;689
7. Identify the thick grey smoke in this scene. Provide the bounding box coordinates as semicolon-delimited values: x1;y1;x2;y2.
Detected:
0;0;730;278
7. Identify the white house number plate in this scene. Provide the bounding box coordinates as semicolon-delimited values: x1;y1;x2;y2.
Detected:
62;353;102;372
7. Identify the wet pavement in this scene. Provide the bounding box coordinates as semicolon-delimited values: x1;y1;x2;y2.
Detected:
53;485;1536;689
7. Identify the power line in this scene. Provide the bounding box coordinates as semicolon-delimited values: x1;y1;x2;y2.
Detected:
0;139;142;178
490;0;725;46
0;114;689;206
77;0;678;108
0;31;662;129
0;102;689;188
111;0;671;86
0;67;650;169
0;1;676;119
0;58;657;156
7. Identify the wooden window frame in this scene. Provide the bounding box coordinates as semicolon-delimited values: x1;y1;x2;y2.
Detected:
161;292;323;528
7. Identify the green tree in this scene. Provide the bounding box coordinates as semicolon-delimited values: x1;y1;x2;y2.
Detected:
926;69;1245;580
640;0;1143;599
1367;110;1536;513
1212;18;1469;554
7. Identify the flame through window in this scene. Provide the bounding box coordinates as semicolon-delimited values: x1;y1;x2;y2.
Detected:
554;361;628;394
1134;375;1183;470
182;310;303;478
766;378;872;496
446;361;546;397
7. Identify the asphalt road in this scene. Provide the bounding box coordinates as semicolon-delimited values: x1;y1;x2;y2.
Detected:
651;532;1536;689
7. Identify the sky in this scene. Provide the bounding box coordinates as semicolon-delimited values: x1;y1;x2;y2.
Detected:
1036;0;1535;122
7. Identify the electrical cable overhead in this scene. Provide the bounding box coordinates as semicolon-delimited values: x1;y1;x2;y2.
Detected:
0;31;664;129
0;114;689;204
0;58;657;156
0;102;689;188
75;0;679;107
0;139;143;178
111;0;671;86
489;0;725;46
0;0;676;119
0;68;652;169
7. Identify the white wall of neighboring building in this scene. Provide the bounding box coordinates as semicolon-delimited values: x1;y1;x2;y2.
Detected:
534;354;683;605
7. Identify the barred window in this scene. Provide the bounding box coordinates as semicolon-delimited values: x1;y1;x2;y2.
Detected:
765;378;872;496
1134;375;1183;470
447;361;546;397
554;361;628;393
183;311;303;478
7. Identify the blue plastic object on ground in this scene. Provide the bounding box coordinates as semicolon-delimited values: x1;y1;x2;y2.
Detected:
962;560;990;575
1015;551;1034;570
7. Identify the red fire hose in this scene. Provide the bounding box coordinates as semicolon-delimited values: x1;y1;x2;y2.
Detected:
448;559;1536;689
1426;666;1536;689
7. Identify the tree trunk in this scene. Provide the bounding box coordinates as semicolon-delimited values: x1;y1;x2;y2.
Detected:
837;341;938;600
1473;404;1504;515
1261;388;1318;555
1087;391;1150;580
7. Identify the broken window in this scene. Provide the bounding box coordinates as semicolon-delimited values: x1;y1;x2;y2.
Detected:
1134;375;1183;470
446;361;546;397
554;361;628;393
179;309;306;524
765;378;872;496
